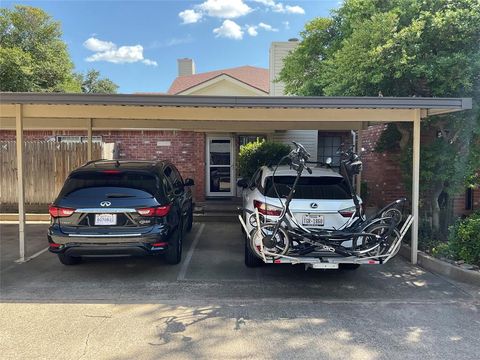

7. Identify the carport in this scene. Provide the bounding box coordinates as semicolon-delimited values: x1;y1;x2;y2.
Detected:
0;93;472;264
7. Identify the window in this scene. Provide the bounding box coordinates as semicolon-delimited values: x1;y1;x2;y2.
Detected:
239;135;266;147
164;166;183;191
55;135;102;144
263;176;352;200
59;171;161;198
466;188;474;210
317;135;342;166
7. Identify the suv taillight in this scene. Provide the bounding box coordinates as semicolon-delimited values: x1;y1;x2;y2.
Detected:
137;204;171;217
254;200;282;216
339;206;356;218
49;205;75;218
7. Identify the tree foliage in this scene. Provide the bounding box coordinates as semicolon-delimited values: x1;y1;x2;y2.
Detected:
0;6;118;94
278;0;480;235
0;5;80;92
78;69;118;94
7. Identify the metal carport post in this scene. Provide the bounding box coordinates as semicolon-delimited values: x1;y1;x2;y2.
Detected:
0;93;472;265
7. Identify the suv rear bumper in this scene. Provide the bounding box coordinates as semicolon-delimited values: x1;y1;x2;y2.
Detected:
49;242;168;257
47;231;171;257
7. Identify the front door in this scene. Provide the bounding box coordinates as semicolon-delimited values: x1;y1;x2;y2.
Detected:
206;135;234;197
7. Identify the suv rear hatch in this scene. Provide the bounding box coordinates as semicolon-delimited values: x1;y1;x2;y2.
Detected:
52;170;168;236
262;175;358;230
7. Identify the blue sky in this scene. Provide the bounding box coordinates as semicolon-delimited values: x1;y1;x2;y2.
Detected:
3;1;341;93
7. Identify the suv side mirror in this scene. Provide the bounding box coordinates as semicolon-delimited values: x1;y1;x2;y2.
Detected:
184;178;195;186
237;178;249;188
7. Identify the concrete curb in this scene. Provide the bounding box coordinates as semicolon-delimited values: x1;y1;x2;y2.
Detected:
399;245;480;286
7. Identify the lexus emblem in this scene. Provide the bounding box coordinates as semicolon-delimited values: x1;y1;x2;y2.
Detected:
310;202;318;209
100;201;111;207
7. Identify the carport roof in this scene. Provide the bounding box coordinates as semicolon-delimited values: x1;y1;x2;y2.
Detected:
0;92;472;117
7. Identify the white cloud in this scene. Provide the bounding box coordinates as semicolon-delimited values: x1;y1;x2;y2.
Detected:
245;22;278;36
284;5;305;14
179;9;203;24
282;20;290;30
83;37;115;52
84;37;157;66
213;20;244;40
142;59;158;66
199;0;252;18
179;0;252;24
247;26;258;36
258;22;278;31
149;35;194;49
251;0;305;15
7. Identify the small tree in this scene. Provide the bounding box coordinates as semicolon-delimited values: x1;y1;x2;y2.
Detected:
238;140;291;179
0;5;80;92
79;69;118;94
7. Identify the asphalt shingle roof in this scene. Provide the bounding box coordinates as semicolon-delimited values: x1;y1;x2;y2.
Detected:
167;65;269;94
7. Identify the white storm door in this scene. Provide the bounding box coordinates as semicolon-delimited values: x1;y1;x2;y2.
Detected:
206;136;234;197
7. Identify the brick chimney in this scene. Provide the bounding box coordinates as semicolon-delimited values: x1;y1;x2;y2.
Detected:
177;58;195;76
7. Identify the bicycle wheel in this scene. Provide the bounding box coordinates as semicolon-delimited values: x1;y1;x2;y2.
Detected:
381;208;403;226
250;223;290;259
363;223;401;257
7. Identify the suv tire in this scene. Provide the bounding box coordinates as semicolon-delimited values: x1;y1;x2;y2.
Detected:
244;235;263;268
165;225;183;265
58;253;82;265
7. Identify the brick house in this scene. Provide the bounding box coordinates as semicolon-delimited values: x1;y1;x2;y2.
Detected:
1;40;477;215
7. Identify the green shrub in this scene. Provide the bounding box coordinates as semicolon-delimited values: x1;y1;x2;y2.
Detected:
446;212;480;266
433;212;480;265
238;140;291;178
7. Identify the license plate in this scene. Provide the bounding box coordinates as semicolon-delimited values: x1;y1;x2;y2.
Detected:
302;214;324;226
95;213;117;226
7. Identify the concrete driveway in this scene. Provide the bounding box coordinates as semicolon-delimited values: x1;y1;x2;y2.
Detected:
1;223;479;360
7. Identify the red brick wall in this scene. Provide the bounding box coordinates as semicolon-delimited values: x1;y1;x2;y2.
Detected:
453;188;480;217
361;125;479;216
0;130;206;202
360;125;407;207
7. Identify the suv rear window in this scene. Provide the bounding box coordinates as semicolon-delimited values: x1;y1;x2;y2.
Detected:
58;171;162;198
263;176;352;200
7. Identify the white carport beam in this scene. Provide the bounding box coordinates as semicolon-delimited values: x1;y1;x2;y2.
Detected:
411;109;421;264
15;104;25;262
356;128;363;195
87;118;92;161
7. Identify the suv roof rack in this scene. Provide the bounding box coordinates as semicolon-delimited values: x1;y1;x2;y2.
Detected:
81;159;107;167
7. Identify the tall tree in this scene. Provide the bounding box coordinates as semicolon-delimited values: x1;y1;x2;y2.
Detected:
278;0;480;236
0;5;81;92
79;69;118;94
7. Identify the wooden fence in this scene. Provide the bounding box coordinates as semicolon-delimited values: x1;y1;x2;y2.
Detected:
0;141;102;206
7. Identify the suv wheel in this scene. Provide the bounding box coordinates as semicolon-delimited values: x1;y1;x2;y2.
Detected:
244;235;263;268
58;253;81;265
165;225;183;265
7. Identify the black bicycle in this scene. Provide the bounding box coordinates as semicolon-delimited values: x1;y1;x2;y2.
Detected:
244;142;411;263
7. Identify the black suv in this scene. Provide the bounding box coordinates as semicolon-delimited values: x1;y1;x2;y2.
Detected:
48;160;194;265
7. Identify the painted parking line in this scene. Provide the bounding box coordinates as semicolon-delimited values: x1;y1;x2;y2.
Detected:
15;246;50;264
177;223;205;281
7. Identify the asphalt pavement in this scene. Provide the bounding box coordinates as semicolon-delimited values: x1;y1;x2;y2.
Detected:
0;223;479;360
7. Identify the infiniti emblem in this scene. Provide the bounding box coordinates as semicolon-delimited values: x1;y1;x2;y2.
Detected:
100;201;111;207
310;202;318;209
